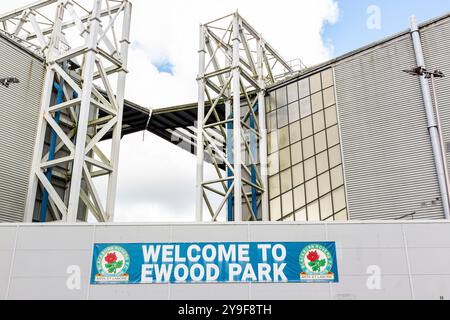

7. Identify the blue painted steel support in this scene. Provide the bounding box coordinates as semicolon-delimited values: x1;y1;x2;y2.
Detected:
39;81;63;222
227;103;260;221
227;116;234;221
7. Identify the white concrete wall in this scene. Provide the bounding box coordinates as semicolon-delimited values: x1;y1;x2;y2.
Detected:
0;221;449;300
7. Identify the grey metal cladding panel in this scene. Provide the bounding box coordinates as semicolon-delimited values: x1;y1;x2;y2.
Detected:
0;37;45;222
420;18;450;189
334;34;444;221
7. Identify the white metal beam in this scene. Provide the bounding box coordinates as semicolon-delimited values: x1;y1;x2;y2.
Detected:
232;14;243;222
105;1;132;222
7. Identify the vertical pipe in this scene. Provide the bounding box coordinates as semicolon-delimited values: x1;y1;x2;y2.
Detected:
39;81;64;222
232;13;242;221
257;37;270;221
105;1;132;222
196;24;206;222
66;0;102;222
410;16;450;219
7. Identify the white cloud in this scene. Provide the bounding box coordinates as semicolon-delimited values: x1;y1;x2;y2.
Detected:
0;0;340;223
126;0;339;107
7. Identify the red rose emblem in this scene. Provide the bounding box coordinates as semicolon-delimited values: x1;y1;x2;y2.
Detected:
105;252;118;264
307;250;320;262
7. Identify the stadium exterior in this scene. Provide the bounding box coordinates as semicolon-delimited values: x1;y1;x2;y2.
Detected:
2;12;450;223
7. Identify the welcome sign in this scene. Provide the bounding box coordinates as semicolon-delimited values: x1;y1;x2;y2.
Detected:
90;242;339;284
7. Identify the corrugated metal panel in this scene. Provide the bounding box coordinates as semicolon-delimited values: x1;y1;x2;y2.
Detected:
420;17;450;193
334;33;444;220
0;36;45;222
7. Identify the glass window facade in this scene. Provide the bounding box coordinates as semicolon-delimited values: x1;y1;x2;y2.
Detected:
266;68;348;222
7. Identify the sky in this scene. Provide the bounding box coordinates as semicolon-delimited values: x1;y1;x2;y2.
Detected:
0;0;449;223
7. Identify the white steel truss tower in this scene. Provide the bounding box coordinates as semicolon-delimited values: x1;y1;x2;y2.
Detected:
196;12;303;222
0;0;132;222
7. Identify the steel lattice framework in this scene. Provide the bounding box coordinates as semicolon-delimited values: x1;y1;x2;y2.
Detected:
0;0;132;222
196;12;303;222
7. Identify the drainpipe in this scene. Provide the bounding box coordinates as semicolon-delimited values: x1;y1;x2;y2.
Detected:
430;73;450;209
410;15;450;219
